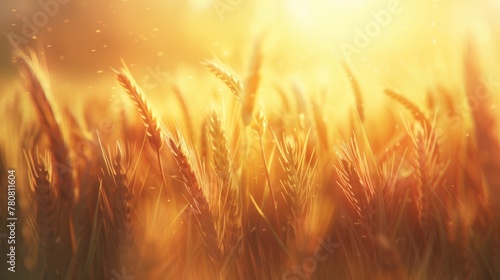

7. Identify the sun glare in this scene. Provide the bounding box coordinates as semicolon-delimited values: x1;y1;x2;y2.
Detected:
283;0;378;31
189;0;213;10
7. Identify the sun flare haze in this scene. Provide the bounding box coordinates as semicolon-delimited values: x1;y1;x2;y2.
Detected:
1;0;500;279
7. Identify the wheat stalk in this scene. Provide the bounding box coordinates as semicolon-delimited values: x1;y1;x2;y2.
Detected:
25;150;58;279
385;88;432;132
203;59;244;99
374;234;407;280
342;62;364;123
167;135;222;263
277;135;314;225
463;41;500;214
404;120;446;234
16;50;73;203
335;137;377;234
241;39;263;125
209;110;232;186
200;115;210;162
172;85;195;141
116;68;167;193
204;38;263;125
7;41;500;279
116;68;164;151
209;110;240;255
280;135;301;221
311;99;329;151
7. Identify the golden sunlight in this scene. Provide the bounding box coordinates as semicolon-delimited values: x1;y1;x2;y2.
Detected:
0;0;499;279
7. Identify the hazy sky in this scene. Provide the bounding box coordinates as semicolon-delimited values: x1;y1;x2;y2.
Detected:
1;0;499;88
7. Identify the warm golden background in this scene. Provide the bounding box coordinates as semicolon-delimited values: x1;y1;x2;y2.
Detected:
1;0;500;279
1;0;499;89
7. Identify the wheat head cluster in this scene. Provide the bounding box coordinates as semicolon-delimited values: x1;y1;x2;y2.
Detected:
0;39;500;280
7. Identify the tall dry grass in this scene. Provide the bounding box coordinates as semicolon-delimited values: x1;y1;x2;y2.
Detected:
1;39;500;280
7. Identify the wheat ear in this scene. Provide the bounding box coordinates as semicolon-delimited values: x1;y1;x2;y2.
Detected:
99;141;135;273
200;115;210;162
404;121;446;234
172;85;195;141
203;59;244;99
241;39;263;125
209;110;231;186
16;50;73;202
384;88;432;132
279;133;317;260
167;135;222;263
254;109;281;233
335;137;377;233
25;150;57;278
311;99;329;151
209;110;240;254
374;234;407;280
116;68;167;189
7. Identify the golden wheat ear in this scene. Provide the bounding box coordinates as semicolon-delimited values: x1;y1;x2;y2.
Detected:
203;58;244;99
334;136;378;234
384;88;432;132
115;67;168;191
342;62;364;123
276;134;314;223
15;50;74;202
115;68;164;151
166;133;222;264
98;139;135;274
209;110;232;186
403;119;447;235
25;150;58;279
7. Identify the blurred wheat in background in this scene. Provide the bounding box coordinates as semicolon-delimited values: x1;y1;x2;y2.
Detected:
1;0;500;279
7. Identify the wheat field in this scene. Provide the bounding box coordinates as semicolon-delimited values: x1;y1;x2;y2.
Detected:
1;1;500;280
